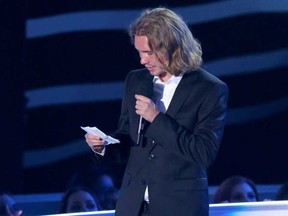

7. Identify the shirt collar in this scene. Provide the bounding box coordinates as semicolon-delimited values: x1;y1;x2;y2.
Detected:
153;72;184;85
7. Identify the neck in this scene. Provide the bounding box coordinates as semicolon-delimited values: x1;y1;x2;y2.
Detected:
159;72;172;83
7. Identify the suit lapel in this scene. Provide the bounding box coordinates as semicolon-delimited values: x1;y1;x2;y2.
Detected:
138;72;154;97
135;69;199;119
166;71;198;118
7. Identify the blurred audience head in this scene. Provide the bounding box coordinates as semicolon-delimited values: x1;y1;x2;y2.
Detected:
93;173;119;210
275;182;288;200
0;192;23;216
213;175;259;203
67;166;119;210
58;186;101;213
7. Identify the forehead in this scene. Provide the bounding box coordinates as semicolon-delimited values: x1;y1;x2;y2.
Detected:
232;182;254;193
68;191;95;202
134;35;150;51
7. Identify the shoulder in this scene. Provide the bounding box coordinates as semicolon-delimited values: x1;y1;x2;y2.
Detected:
186;68;228;89
126;68;149;79
198;68;226;85
183;68;229;100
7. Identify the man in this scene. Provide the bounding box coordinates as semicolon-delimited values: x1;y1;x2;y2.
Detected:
85;7;229;216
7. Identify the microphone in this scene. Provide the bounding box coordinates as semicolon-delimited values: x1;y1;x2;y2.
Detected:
136;116;145;145
136;78;153;145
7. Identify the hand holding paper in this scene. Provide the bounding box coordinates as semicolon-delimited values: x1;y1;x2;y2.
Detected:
81;126;120;145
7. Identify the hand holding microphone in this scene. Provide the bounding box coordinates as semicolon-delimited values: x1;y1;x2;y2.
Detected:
135;94;159;123
135;94;159;145
135;78;157;146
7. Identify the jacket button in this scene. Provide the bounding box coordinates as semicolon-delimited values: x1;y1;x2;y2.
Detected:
149;154;155;160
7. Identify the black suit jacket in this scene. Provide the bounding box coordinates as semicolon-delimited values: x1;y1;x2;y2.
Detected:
114;68;228;216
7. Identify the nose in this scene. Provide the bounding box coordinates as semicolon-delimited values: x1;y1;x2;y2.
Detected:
140;53;148;65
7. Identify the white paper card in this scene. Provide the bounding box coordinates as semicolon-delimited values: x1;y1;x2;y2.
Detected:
80;126;120;145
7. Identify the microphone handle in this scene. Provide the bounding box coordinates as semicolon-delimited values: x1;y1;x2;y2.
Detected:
136;116;145;145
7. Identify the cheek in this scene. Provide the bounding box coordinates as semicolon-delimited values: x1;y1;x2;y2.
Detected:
156;51;167;62
151;56;161;66
159;55;167;63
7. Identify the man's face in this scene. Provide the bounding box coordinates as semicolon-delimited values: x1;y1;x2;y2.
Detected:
134;36;169;80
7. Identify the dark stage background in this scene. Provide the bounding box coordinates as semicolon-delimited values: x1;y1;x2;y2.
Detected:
1;0;288;194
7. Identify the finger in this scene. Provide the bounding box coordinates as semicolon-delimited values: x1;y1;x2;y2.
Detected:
135;94;149;101
85;133;100;139
92;144;104;149
86;138;104;146
92;144;105;153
